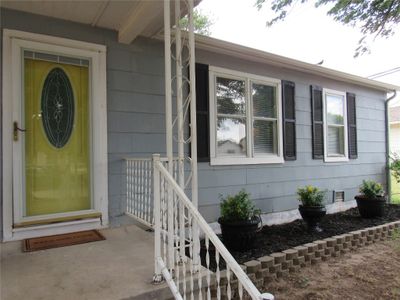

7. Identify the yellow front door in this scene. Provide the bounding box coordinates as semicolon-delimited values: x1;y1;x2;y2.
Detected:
24;58;91;217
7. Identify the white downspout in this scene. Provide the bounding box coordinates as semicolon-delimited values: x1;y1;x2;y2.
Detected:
386;90;397;202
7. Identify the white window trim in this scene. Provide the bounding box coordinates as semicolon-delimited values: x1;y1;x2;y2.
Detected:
2;29;108;241
323;88;349;163
209;66;284;166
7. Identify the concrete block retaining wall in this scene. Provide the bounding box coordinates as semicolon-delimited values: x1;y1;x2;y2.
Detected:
215;220;400;298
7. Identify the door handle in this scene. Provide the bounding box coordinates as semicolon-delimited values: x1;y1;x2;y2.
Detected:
13;121;26;141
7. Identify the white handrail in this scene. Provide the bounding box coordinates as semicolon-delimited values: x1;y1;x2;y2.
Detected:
153;154;274;300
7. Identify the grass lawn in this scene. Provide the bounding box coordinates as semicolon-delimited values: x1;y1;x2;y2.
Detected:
391;175;400;204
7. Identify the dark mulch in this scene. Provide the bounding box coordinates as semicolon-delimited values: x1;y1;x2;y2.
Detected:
200;204;400;270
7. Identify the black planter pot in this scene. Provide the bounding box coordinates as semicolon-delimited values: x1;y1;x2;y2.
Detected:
218;216;261;251
298;205;327;232
355;195;385;218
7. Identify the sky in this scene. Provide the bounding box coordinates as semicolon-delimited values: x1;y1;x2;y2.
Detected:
196;0;400;105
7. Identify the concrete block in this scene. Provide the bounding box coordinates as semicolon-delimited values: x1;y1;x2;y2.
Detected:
270;252;286;264
314;240;327;250
282;260;293;270
283;249;299;260
293;246;308;257
244;260;261;274
293;256;305;266
269;264;282;273
304;243;318;253
324;238;337;247
258;256;274;268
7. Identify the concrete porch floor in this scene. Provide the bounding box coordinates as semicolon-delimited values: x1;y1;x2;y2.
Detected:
1;222;173;300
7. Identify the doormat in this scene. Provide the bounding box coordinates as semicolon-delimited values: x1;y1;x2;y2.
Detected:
23;230;105;252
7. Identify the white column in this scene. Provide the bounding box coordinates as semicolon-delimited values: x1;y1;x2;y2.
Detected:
175;0;186;262
188;0;200;269
164;0;174;271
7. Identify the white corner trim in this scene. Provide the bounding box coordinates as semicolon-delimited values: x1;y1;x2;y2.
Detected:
2;29;108;241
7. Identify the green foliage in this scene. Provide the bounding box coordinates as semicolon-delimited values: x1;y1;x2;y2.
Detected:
390;154;400;184
180;9;213;36
255;0;400;57
359;180;384;198
297;185;325;207
220;190;261;222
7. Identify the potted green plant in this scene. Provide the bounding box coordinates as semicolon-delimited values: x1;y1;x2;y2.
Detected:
297;185;326;232
218;190;261;251
355;180;385;218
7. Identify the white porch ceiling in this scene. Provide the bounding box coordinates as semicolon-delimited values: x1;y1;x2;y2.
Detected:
0;0;201;44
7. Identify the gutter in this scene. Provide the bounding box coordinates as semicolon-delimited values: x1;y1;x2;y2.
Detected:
386;90;397;202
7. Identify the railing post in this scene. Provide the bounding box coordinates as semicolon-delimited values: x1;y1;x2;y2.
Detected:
152;154;163;283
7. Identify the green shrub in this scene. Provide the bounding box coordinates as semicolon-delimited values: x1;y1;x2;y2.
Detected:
220;190;261;222
297;185;325;207
390;154;400;184
359;180;384;198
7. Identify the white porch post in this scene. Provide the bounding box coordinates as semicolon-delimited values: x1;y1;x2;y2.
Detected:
174;0;186;262
188;0;200;269
164;0;174;271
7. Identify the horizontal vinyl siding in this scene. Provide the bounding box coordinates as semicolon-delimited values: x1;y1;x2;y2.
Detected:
196;49;387;222
0;8;388;225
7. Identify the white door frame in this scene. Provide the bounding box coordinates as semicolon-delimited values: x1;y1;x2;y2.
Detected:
2;29;109;241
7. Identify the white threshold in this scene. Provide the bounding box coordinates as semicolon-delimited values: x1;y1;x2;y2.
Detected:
5;218;104;242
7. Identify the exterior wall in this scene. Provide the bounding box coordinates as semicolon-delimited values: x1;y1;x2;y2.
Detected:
0;8;169;230
196;50;387;221
390;123;400;154
0;9;388;235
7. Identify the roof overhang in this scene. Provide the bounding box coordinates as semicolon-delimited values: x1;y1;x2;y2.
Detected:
0;0;201;44
194;34;400;93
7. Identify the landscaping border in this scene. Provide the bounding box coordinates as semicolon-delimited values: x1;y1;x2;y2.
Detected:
215;220;400;297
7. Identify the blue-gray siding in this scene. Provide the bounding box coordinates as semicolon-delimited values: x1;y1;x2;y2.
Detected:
0;8;387;235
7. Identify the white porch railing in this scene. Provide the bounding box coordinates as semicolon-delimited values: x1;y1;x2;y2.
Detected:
152;154;274;300
125;157;179;228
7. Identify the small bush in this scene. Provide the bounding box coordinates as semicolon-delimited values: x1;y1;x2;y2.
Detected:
220;190;261;222
359;180;384;198
297;185;325;207
390;154;400;184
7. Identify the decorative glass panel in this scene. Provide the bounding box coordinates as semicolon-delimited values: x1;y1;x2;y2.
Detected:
252;83;276;118
253;120;277;154
41;67;74;148
326;94;344;125
217;117;246;156
216;77;246;115
327;126;345;156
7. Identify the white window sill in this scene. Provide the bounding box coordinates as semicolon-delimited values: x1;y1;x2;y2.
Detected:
210;156;284;166
324;156;349;163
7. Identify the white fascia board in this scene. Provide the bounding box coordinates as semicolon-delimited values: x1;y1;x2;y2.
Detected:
193;34;400;93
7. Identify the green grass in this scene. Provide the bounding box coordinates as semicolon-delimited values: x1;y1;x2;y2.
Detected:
391;175;400;204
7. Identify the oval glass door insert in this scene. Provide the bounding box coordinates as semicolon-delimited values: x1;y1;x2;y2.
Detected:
41;67;74;148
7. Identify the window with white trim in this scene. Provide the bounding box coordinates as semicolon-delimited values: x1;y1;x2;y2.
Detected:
323;88;348;162
209;66;283;165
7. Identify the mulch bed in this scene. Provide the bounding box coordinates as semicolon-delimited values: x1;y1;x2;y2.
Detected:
200;204;400;269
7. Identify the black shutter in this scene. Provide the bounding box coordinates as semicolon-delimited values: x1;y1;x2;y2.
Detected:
195;63;210;162
347;92;358;159
282;80;296;160
311;85;324;159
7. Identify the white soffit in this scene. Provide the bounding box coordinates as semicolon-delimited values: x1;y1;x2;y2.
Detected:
0;0;201;44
